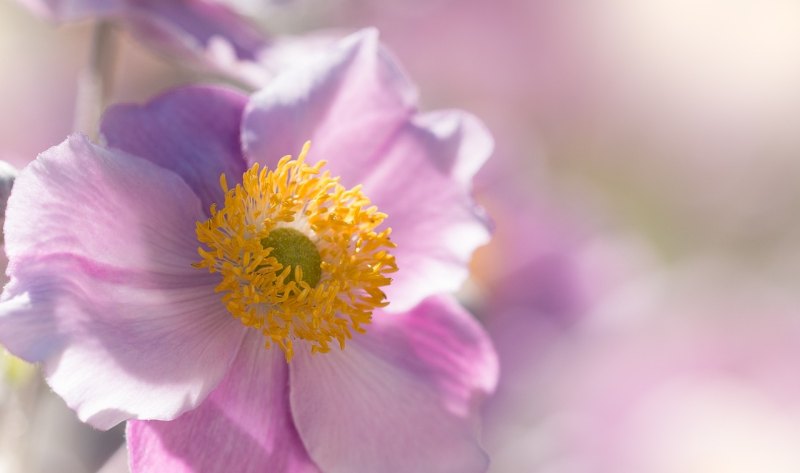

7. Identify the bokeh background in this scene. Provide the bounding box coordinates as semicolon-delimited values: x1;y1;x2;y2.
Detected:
2;0;800;471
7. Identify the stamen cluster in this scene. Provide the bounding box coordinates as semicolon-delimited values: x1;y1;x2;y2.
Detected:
195;143;397;360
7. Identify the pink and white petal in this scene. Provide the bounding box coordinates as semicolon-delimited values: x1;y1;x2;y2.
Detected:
128;333;319;473
101;85;248;211
251;30;345;88
0;135;244;429
5;135;204;273
289;296;497;473
4;135;208;272
365;110;493;312
242;28;418;184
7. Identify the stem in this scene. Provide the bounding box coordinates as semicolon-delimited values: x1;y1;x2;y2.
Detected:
74;21;117;141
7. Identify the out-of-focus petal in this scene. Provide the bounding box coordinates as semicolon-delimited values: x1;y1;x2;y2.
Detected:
123;0;268;72
101;85;248;211
0;136;245;429
15;0;268;84
128;333;319;473
289;296;497;473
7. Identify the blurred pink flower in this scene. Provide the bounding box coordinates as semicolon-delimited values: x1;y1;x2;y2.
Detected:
0;30;497;472
483;262;800;473
460;168;658;472
15;0;269;80
470;188;594;326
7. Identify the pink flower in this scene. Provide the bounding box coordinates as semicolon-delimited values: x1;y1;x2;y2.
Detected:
0;30;497;472
15;0;268;78
463;177;657;472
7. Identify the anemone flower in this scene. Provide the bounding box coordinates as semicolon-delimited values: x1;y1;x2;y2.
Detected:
0;30;497;472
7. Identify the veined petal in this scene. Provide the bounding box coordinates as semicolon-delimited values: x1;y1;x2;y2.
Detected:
0;135;244;429
289;296;497;473
101;85;248;212
128;333;319;473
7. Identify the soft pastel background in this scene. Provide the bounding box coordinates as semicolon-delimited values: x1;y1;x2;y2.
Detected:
1;0;799;472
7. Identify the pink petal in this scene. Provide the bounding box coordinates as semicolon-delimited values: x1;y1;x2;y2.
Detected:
361;110;493;312
17;0;264;60
101;85;248;211
0;135;245;429
252;30;345;88
242;28;417;181
289;296;497;473
122;0;268;67
243;30;492;311
16;0;267;85
128;333;319;473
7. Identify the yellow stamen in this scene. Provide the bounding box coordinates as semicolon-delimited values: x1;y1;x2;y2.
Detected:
194;142;397;360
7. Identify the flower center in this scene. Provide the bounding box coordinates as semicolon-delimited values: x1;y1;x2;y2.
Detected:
260;228;322;288
194;142;397;360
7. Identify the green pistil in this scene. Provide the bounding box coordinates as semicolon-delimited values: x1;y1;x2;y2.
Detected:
261;227;322;287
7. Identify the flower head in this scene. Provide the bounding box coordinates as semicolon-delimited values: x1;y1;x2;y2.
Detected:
0;30;497;472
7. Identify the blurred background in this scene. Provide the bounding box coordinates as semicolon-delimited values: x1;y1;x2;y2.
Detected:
1;0;799;471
